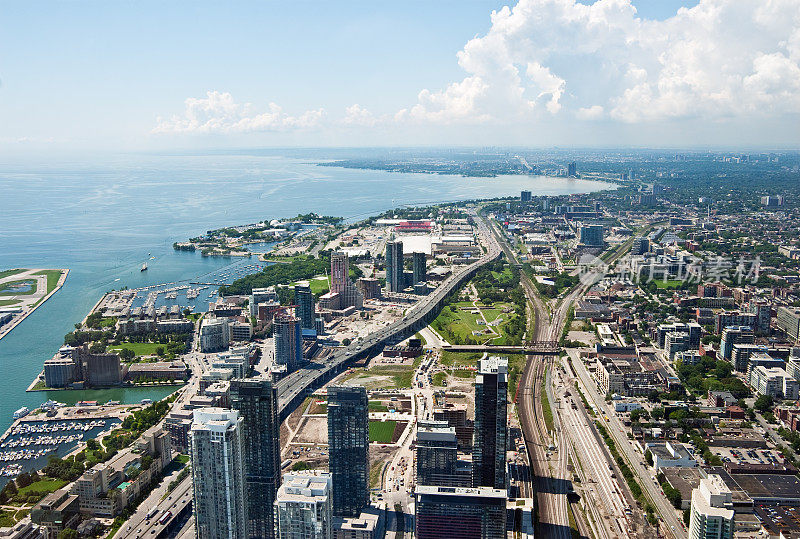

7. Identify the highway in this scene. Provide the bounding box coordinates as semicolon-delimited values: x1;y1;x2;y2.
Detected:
274;208;501;418
116;476;193;539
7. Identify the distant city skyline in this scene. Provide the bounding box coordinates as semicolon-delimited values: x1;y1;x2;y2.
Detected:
1;0;799;152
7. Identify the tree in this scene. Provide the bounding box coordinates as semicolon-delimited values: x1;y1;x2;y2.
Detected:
58;529;79;539
86;439;100;452
15;472;32;489
119;348;135;361
645;450;653;466
156;346;166;357
341;338;352;346
755;395;774;413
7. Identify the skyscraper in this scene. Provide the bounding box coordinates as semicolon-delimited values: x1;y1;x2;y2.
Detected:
520;190;532;202
330;251;364;309
472;356;508;490
327;385;369;517
415;486;507;539
294;283;315;331
274;312;302;372
385;240;404;292
412;252;426;285
578;224;604;247
415;420;458;487
190;408;248;539
230;378;281;539
274;472;332;539
568;162;577;176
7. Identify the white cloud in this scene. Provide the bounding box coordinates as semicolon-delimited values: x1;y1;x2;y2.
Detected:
343;104;378;127
576;105;604;120
153;91;325;134
405;0;800;124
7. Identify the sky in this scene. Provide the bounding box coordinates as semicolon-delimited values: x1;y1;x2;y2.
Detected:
1;0;799;152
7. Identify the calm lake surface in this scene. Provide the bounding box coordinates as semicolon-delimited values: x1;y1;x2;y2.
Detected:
0;152;614;433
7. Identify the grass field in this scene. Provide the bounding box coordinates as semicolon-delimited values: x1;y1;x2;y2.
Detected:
0;279;36;295
0;269;24;279
108;342;162;357
309;276;330;295
431;303;489;342
0;299;21;306
34;270;63;294
654;279;683;289
369;420;397;443
368;366;415;389
369;460;385;488
439;351;482;367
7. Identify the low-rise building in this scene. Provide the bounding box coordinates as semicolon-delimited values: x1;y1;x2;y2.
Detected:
645;441;698;471
125;361;189;382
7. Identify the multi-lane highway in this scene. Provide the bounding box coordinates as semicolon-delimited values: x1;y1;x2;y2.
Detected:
275;209;501;417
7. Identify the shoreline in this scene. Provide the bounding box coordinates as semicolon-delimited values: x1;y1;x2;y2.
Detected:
0;268;69;342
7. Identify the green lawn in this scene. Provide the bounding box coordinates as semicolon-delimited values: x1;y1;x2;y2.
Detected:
432;372;447;386
108;342;163;357
0;269;24;279
33;270;63;294
431;304;490;343
654;279;683;289
369;420;397;443
369;401;389;412
309;276;330;295
0;299;20;306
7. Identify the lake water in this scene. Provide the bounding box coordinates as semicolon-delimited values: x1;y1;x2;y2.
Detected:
0;152;613;433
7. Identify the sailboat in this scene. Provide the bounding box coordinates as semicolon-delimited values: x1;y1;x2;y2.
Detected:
141;262;148;272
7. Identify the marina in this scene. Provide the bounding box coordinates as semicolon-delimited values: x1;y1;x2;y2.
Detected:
0;416;121;481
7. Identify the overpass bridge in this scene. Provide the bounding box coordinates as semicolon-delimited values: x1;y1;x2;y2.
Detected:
441;340;560;355
275;213;501;420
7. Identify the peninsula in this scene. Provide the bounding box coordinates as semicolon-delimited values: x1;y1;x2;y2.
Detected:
0;269;68;341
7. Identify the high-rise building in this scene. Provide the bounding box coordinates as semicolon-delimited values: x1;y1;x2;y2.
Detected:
688;475;734;539
230;378;281;539
632;236;649;255
327;385;369;517
251;287;279;317
777;306;800;341
578;224;604;247
274;312;302;373
385;240;404;292
760;195;784;208
190;408;248;539
200;316;231;353
294;283;315;331
330;251;364;309
567;162;577;177
412;252;426;286
416;421;458;487
472;356;508;490
414;486;507;539
720;326;754;362
274;472;332;539
520;190;532;202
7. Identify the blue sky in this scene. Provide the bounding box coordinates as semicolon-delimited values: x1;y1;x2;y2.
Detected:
1;0;797;151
